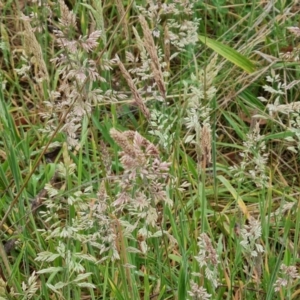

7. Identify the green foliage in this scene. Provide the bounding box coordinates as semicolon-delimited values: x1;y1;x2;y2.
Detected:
0;0;300;299
198;35;256;74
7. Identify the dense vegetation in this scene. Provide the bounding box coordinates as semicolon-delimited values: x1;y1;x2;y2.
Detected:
0;0;300;299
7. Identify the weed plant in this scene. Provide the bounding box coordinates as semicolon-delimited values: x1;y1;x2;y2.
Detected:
0;0;300;299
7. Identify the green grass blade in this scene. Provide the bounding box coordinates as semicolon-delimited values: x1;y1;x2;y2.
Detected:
218;175;250;219
177;256;188;299
198;35;256;73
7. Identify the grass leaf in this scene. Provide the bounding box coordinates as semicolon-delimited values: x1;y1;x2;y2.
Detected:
198;35;256;73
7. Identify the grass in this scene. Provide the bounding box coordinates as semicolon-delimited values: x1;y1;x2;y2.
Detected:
0;0;300;299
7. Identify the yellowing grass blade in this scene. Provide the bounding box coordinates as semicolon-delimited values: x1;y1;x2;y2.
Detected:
218;175;250;220
199;35;256;74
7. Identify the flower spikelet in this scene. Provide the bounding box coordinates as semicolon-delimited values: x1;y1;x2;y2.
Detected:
79;31;102;53
240;216;264;281
188;282;211;300
200;124;212;169
21;271;39;299
45;5;113;147
58;0;77;28
194;233;219;288
240;216;264;258
22;272;39;299
116;0;129;40
139;14;166;98
110;128;136;158
230;121;269;187
22;14;49;83
240;216;264;282
287;26;300;37
274;264;300;293
110;128;172;230
123;130;159;156
115;55;150;119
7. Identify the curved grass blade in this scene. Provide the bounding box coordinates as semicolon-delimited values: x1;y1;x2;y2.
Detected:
218;175;250;220
199;35;256;74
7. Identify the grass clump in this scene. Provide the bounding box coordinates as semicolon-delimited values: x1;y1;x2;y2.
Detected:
0;0;300;299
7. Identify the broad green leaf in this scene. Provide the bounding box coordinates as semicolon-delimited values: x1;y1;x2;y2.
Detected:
199;35;255;73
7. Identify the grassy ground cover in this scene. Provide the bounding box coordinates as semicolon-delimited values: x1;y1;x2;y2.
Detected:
0;0;300;299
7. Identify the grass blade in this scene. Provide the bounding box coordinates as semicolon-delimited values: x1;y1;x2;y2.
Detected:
199;35;256;73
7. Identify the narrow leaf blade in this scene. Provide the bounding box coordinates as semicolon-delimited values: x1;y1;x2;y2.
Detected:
199;35;255;73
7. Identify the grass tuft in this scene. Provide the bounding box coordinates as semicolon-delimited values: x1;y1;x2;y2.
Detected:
0;1;300;299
